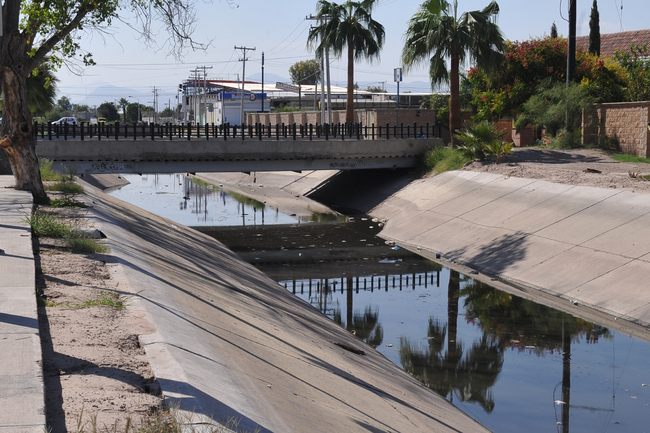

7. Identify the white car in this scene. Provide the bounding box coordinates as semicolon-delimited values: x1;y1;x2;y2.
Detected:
52;117;78;125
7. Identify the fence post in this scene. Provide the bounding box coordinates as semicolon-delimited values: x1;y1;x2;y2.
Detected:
293;123;296;141
372;123;375;140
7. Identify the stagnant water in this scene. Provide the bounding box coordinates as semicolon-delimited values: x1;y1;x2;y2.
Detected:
110;173;650;433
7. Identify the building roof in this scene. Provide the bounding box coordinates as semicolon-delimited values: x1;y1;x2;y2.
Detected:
576;29;650;58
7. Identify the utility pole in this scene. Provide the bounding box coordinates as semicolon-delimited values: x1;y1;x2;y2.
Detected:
151;87;159;124
235;45;256;127
307;14;333;124
261;52;265;112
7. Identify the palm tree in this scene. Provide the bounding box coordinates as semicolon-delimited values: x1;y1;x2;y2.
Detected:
118;98;130;123
308;0;385;124
402;0;505;146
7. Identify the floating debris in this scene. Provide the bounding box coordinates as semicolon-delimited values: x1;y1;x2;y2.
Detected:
554;400;566;405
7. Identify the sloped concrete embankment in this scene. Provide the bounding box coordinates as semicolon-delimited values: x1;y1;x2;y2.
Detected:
82;183;490;433
371;171;650;334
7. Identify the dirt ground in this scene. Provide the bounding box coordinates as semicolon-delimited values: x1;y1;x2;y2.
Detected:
35;203;163;433
462;147;650;194
35;147;650;432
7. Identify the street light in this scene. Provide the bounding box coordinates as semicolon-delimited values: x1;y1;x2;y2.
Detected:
128;96;140;123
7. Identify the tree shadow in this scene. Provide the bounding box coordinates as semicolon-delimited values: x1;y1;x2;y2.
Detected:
446;231;530;274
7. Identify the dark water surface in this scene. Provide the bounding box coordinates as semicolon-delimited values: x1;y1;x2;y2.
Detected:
111;174;650;433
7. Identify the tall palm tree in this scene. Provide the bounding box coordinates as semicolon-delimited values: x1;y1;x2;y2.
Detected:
402;0;505;146
308;0;385;124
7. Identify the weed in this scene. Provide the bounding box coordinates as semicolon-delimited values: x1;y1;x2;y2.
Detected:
416;146;471;176
27;210;73;238
69;291;125;310
65;236;110;254
46;181;85;195
39;158;62;181
455;121;505;161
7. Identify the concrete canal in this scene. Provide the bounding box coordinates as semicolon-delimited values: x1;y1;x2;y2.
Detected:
109;173;650;433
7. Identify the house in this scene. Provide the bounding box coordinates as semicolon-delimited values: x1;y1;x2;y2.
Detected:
576;29;650;58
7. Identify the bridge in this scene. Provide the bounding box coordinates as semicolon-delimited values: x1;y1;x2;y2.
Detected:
36;137;441;174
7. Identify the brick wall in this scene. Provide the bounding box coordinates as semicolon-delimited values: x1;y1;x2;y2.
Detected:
583;102;650;157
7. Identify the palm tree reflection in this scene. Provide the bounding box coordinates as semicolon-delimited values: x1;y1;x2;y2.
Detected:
400;270;611;418
400;270;502;412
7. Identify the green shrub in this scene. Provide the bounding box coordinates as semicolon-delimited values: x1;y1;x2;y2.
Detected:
417;146;471;176
483;141;513;164
27;210;73;238
65;236;110;254
39;158;62;181
455;121;505;161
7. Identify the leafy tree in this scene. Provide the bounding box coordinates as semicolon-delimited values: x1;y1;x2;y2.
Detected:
365;85;386;93
160;107;175;118
289;59;320;85
551;22;558;38
515;80;595;139
308;0;385;124
402;0;505;147
57;96;74;112
469;36;626;120
589;0;600;56
420;93;450;129
97;102;119;122
613;44;650;102
126;103;142;123
0;0;211;203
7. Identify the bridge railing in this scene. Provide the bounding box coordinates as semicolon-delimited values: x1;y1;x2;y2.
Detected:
35;121;441;141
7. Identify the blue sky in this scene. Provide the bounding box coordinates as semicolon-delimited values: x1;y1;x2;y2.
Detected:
57;0;646;107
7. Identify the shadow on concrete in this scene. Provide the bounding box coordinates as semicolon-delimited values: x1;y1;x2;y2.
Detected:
0;312;38;329
446;232;530;275
305;168;413;214
475;148;608;167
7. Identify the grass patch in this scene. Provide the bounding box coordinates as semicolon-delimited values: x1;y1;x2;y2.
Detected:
45;181;85;194
66;236;110;254
27;210;73;238
27;209;110;254
416;146;471;177
611;154;650;164
70;291;125;310
39;158;62;181
50;197;88;208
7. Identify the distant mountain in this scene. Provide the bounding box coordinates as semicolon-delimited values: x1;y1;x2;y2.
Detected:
247;72;290;85
71;84;150;107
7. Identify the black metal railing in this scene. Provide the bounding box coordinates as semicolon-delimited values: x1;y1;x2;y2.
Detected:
35;121;442;142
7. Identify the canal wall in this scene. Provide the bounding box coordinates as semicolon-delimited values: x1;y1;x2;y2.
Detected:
370;170;650;336
78;181;490;433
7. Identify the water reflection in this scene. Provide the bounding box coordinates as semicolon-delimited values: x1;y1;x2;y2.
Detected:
110;174;304;227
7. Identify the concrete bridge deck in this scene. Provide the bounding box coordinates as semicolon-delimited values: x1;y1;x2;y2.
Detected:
36;138;440;174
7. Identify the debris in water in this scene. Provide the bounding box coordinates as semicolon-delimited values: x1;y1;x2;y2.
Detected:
554;400;566;405
386;344;393;347
379;259;397;264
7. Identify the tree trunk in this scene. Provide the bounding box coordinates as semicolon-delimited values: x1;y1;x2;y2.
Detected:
449;53;461;148
0;65;48;204
345;32;355;124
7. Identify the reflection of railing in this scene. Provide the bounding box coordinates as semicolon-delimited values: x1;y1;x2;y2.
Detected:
281;270;441;296
35;121;440;141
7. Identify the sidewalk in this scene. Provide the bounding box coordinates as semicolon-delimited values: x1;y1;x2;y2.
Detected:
0;176;45;433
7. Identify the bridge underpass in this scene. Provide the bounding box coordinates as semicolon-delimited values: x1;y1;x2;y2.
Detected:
35;137;440;174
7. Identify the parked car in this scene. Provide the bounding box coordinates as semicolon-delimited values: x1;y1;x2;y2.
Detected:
52;117;78;125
